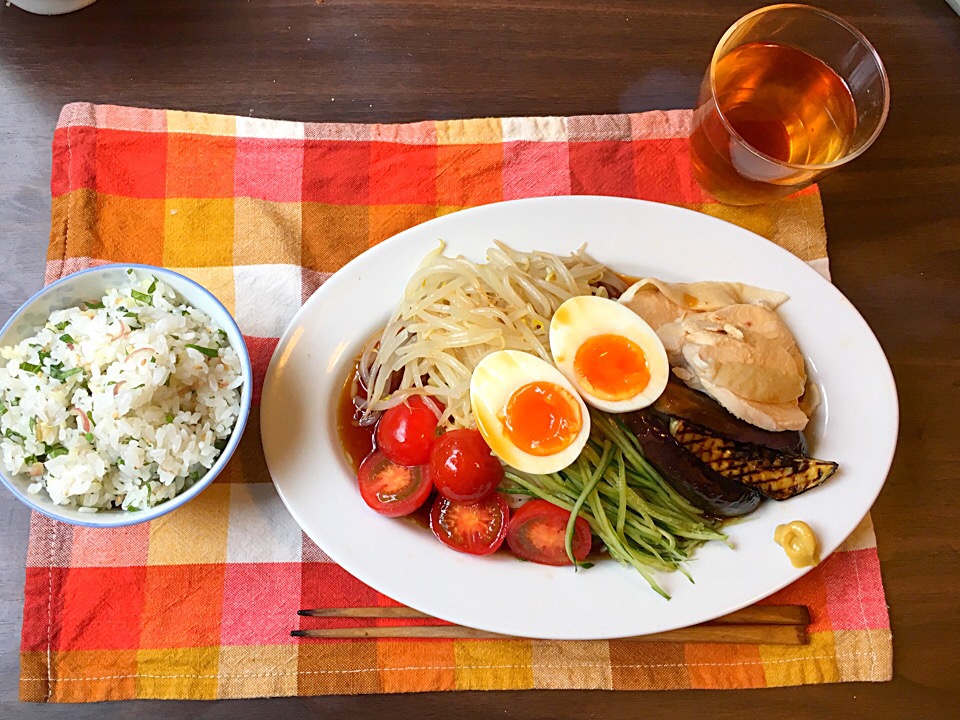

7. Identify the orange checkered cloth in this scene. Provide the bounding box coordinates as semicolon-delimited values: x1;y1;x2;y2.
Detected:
19;103;892;702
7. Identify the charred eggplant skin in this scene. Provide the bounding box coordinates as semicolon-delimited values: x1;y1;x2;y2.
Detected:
653;379;807;454
669;419;838;501
624;411;762;518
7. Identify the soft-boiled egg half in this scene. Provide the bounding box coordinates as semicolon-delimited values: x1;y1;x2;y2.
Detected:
470;350;591;474
550;295;669;412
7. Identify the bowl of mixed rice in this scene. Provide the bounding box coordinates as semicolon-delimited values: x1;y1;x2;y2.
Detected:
0;264;251;526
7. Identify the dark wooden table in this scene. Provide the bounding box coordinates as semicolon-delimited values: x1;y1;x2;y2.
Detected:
1;0;958;717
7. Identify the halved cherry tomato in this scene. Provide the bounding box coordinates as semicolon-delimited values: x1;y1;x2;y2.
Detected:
429;493;509;555
376;396;442;466
429;428;504;503
506;499;591;566
357;450;432;517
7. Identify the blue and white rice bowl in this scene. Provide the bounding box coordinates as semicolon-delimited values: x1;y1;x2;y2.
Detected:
0;265;252;527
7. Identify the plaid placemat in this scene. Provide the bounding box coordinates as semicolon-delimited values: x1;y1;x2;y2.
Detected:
19;103;892;702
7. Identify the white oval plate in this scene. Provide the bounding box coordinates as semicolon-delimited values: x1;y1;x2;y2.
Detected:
261;196;898;640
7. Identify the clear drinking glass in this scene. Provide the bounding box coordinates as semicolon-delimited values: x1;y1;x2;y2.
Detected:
689;4;890;206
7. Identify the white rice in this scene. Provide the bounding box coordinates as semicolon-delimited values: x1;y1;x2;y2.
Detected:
0;271;244;512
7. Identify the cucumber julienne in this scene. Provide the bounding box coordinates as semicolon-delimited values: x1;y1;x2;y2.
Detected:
502;409;728;599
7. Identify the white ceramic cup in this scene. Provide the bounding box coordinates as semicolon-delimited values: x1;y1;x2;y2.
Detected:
8;0;97;15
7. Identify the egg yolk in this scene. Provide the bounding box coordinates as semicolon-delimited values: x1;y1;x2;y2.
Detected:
502;381;582;457
574;334;650;401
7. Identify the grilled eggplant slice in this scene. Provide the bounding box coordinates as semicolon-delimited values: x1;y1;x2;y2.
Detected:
653;379;807;454
623;411;762;517
668;419;838;500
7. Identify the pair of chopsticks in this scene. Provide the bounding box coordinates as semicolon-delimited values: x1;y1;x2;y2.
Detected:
292;604;810;645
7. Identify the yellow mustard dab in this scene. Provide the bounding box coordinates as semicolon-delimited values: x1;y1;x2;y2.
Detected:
774;521;820;568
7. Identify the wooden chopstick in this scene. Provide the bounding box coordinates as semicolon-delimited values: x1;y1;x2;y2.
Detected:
293;604;809;645
298;604;810;625
291;624;806;644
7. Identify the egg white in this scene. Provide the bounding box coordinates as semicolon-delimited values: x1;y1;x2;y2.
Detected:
470;350;591;474
549;295;669;412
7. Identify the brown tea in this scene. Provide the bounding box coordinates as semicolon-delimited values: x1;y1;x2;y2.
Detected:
691;42;857;205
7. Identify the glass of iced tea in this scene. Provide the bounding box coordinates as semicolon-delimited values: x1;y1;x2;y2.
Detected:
690;4;890;205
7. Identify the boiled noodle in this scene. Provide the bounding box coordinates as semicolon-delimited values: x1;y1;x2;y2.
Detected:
357;242;625;429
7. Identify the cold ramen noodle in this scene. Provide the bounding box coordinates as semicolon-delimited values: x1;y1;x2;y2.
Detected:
340;242;836;596
0;271;244;512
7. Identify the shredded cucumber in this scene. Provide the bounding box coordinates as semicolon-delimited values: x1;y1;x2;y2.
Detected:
502;408;727;598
